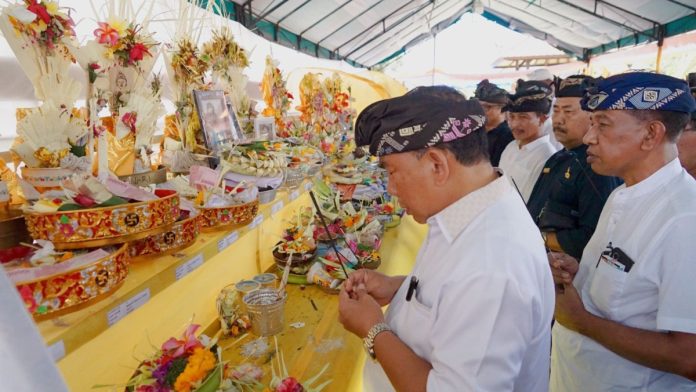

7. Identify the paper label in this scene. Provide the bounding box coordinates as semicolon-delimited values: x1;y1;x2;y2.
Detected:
47;340;65;362
304;181;313;191
107;288;151;326
271;200;284;215
217;231;238;252
289;190;300;201
175;253;204;280
250;214;264;229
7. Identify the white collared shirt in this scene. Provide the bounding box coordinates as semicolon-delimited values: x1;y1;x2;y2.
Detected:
364;174;555;392
551;158;696;391
499;135;558;202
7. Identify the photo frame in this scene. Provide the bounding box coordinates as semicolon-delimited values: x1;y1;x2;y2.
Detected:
193;90;244;154
254;116;276;141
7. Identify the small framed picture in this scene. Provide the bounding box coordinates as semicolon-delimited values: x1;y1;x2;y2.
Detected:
193;90;244;153
254;116;276;141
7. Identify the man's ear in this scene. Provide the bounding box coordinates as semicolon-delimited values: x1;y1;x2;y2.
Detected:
425;148;450;186
538;113;549;126
641;120;668;151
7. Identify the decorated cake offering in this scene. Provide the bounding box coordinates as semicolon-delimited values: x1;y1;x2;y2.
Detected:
23;174;179;249
272;207;317;279
13;104;89;188
184;165;259;231
5;240;129;319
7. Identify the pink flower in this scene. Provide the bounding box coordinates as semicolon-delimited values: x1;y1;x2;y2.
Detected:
161;324;203;358
121;111;137;133
94;22;119;46
276;377;305;392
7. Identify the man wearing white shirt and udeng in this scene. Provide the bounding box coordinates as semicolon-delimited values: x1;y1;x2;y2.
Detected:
550;72;696;391
499;79;559;202
338;86;555;391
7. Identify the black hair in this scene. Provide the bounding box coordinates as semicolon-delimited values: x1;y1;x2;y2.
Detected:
627;110;691;142
414;129;490;166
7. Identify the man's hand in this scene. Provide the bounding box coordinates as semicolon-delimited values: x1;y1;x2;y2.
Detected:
554;282;590;333
548;251;580;285
338;284;385;338
344;269;405;306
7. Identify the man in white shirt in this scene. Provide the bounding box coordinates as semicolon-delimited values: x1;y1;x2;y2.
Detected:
549;72;696;391
677;73;696;179
339;86;555;391
499;79;559;201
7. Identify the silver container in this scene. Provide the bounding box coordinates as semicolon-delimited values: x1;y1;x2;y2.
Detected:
258;188;278;204
243;289;287;336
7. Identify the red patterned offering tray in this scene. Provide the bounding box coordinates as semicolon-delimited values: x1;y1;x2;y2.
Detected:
8;244;129;320
24;191;180;250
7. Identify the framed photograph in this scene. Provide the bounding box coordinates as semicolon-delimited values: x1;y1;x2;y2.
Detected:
193;90;244;154
254;116;276;141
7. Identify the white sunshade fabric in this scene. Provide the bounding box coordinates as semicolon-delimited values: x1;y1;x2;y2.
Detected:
232;0;696;66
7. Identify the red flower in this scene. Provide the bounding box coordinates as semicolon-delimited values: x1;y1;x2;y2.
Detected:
276;377;305;392
128;42;150;64
286;92;294;100
121;111;137;133
94;22;119;46
73;194;96;208
27;0;51;24
89;62;101;70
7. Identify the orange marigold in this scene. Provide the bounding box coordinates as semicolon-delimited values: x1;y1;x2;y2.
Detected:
173;347;216;392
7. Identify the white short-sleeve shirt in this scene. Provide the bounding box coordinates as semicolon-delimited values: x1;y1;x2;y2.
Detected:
551;158;696;391
364;174;555;392
499;135;558;202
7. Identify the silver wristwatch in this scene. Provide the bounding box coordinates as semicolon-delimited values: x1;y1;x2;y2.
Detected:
363;322;392;360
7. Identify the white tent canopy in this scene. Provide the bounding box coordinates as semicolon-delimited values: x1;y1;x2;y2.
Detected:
227;0;696;67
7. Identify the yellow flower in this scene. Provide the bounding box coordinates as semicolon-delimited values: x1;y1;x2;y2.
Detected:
30;20;47;34
107;17;128;37
174;347;216;392
44;1;59;15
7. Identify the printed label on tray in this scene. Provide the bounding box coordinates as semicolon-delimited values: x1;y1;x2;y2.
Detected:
304;181;313;191
107;288;151;327
271;200;284;215
289;190;300;201
250;215;264;229
8;249;110;283
47;340;65;362
175;253;204;280
217;231;239;252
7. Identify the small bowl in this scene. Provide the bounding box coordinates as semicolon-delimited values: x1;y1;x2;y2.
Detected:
258;188;278;204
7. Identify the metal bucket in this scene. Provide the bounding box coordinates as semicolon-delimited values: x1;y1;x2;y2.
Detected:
243;289;287;336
